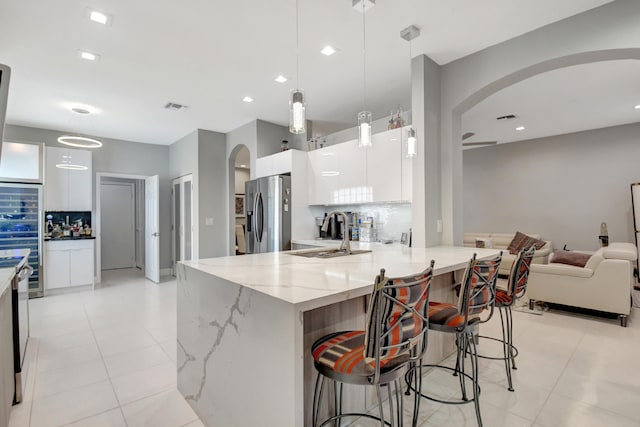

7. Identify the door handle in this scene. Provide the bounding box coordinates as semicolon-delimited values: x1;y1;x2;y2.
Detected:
253;192;260;244
152;232;159;237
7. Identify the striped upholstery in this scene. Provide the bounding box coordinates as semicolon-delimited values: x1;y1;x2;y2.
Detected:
429;254;501;332
499;247;535;307
312;264;433;382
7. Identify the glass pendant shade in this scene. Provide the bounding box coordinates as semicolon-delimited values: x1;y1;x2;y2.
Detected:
407;128;417;157
358;111;372;148
289;89;306;134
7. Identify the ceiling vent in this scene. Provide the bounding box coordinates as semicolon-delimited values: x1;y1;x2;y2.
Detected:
163;102;189;111
496;114;517;120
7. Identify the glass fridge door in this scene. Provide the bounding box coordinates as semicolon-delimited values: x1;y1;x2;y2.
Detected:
0;185;42;296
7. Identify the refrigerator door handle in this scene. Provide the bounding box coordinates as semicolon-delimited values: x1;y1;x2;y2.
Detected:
256;192;264;243
253;192;260;244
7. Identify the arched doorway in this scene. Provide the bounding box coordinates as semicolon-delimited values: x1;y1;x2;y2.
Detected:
228;145;250;255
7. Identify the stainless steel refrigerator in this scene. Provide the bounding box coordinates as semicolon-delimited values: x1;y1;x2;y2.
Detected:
245;175;291;254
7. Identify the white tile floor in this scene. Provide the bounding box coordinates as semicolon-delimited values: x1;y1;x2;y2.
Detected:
8;268;640;426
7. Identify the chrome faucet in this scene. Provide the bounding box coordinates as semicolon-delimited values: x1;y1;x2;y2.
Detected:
322;210;351;254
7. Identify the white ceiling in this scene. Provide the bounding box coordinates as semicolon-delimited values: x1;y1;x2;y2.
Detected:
0;0;616;145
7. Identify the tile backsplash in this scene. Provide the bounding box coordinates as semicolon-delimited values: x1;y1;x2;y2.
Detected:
45;211;92;227
310;203;412;242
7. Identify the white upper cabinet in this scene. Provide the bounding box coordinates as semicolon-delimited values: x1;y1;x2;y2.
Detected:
0;141;43;183
45;146;92;211
307;127;412;205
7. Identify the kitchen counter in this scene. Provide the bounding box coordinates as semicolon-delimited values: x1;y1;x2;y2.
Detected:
0;249;30;297
178;245;501;426
44;235;95;241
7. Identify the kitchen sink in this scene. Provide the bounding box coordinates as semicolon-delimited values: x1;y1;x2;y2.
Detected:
291;248;372;258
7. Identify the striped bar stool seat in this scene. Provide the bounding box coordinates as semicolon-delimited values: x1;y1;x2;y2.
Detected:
476;247;535;391
311;262;434;427
405;253;501;427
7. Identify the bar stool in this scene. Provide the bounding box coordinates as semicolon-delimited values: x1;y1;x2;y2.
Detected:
311;262;434;427
476;246;535;391
406;253;501;427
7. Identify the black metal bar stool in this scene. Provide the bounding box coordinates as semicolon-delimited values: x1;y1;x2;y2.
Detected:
475;246;535;391
405;253;501;427
311;262;434;427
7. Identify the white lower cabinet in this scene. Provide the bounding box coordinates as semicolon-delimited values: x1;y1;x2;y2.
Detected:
45;240;95;290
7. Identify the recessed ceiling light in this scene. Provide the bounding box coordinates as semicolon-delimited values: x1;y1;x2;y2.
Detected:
85;8;112;25
275;75;288;83
321;45;337;56
515;126;525;131
239;164;247;168
635;104;640;110
78;50;100;61
242;96;254;103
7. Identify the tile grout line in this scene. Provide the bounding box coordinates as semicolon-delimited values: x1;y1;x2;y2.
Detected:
83;294;130;427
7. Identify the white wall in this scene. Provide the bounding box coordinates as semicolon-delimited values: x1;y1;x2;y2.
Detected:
463;123;640;251
234;168;249;194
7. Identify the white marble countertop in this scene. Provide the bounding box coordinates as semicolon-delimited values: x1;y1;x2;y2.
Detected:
181;245;501;311
0;268;15;299
0;249;30;298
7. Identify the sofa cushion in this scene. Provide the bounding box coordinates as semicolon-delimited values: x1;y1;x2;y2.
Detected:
550;250;591;268
602;243;637;261
531;263;594;278
507;231;546;255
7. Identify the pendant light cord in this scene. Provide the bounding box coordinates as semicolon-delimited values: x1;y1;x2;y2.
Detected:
296;0;300;88
362;1;366;110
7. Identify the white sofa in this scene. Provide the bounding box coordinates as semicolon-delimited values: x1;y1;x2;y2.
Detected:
527;242;637;326
463;232;552;276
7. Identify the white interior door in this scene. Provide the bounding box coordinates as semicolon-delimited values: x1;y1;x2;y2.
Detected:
145;175;160;283
100;183;135;270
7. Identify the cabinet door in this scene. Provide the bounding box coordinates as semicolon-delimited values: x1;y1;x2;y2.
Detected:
44;147;70;211
69;247;94;286
368;129;402;203
400;127;413;202
307;147;339;205
67;149;92;211
335;140;368;204
45;248;70;289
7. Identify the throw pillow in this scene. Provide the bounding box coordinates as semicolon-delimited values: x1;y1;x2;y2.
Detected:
507;231;546;255
550;250;591;268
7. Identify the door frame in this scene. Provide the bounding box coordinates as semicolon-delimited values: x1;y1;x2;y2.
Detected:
171;174;195;270
95;172;157;284
100;181;135;270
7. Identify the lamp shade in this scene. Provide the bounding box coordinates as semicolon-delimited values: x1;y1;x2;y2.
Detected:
407;128;417;157
358;111;372;148
289;89;306;134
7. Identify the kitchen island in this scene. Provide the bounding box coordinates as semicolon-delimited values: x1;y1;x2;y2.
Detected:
177;244;501;426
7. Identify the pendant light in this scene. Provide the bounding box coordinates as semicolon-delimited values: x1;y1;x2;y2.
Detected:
289;0;306;134
357;0;372;148
58;105;104;148
401;25;420;158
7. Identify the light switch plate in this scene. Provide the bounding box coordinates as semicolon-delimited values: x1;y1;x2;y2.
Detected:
205;217;214;226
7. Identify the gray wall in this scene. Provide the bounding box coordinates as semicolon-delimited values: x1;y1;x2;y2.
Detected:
5;124;172;269
169;130;198;179
437;0;640;245
197;129;227;258
463;122;640;251
256;120;289;158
